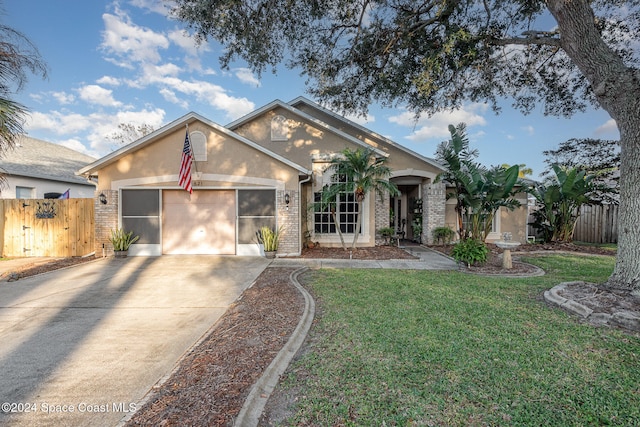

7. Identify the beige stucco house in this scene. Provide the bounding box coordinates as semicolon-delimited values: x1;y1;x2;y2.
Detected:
78;97;528;257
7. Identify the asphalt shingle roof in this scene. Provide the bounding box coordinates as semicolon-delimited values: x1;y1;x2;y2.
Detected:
0;136;96;186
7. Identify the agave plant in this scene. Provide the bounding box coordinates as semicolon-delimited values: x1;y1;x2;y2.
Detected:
256;225;284;252
110;228;139;251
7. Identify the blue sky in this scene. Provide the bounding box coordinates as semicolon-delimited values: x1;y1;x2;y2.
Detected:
5;0;619;179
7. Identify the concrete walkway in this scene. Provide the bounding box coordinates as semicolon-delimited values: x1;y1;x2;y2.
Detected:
0;255;270;427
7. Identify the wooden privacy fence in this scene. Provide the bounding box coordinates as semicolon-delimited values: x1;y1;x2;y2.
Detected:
573;204;618;244
0;198;94;257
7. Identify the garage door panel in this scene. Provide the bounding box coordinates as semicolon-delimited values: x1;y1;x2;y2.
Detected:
163;190;235;255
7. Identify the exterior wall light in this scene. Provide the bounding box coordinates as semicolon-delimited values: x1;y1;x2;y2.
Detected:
99;192;107;205
284;192;290;210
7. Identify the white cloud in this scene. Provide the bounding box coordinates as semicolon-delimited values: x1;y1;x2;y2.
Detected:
389;103;489;142
129;0;172;15
27;111;94;135
101;10;169;66
58;138;97;157
51;91;75;105
78;84;123;107
522;125;535;136
595;119;619;137
234;68;261;87
149;76;255;119
141;62;182;80
25;107;167;156
168;28;209;57
159;88;188;109
96;76;121;86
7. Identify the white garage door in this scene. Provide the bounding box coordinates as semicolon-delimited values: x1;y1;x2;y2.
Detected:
162;190;236;255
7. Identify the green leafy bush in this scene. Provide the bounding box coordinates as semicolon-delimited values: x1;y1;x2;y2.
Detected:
432;226;456;244
451;238;488;267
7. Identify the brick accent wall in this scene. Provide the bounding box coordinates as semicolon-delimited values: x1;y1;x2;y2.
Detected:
94;190;119;256
374;192;390;245
277;190;300;255
423;182;446;244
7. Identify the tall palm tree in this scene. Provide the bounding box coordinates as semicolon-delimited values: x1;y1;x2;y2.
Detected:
321;148;399;249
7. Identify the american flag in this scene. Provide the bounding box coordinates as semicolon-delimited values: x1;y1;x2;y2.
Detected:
178;129;193;193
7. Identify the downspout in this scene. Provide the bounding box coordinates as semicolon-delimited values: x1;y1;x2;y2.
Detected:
295;174;312;256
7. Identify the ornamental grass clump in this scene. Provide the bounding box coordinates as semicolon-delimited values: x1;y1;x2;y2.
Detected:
109;228;139;251
257;225;284;252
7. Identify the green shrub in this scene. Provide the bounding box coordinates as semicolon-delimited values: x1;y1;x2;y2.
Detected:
451;238;488;267
432;226;456;244
378;227;395;237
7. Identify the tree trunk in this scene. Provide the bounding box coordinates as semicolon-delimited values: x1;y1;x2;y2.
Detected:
331;210;347;250
547;0;640;290
351;200;363;249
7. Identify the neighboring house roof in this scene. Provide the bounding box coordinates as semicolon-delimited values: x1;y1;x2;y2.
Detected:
226;99;389;158
1;135;96;186
78;111;312;177
288;96;446;172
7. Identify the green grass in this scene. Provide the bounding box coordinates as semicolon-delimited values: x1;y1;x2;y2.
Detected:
573;241;618;252
275;255;640;426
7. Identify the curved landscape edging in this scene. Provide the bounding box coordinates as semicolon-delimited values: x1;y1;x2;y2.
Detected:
544;281;640;333
234;267;315;427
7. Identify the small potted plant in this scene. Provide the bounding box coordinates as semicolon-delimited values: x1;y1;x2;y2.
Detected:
110;227;140;258
256;225;284;258
377;227;395;245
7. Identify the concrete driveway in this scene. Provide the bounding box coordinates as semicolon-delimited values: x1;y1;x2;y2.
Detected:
0;255;270;427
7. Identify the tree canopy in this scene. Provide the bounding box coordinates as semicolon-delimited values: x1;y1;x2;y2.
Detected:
173;0;639;117
172;0;640;290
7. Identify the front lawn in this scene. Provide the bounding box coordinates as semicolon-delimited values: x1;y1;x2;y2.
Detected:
269;255;640;426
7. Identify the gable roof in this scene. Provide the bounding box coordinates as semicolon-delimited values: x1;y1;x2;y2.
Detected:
288;96;446;172
226;99;389;158
1;136;96;186
78;112;311;177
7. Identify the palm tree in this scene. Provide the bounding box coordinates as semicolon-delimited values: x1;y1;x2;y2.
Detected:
321;148;400;249
502;163;533;178
0;22;47;156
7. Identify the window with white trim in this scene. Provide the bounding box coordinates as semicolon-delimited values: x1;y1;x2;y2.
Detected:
462;208;500;237
190;131;207;161
16;186;34;199
313;173;360;234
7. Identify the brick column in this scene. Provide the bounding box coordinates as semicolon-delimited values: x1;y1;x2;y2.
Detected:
94;190;118;256
277;190;299;255
423;182;446;245
374;192;390;245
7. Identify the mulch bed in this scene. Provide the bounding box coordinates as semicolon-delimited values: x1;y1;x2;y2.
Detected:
295;244;418;259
